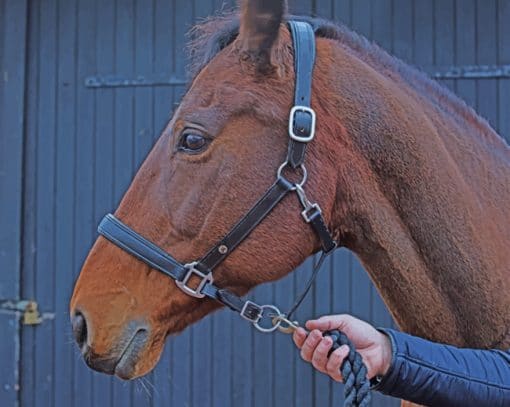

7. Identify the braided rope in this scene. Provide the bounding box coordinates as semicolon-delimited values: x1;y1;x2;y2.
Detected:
325;330;372;407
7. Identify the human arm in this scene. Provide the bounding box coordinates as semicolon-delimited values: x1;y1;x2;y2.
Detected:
293;314;510;407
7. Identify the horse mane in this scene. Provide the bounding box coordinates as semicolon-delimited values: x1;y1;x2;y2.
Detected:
187;11;506;146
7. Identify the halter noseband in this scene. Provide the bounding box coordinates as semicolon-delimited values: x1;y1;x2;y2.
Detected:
97;21;336;332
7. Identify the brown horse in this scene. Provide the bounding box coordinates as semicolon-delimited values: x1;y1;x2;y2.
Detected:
70;0;510;404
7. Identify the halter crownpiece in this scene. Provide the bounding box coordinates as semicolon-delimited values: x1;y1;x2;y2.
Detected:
98;20;335;330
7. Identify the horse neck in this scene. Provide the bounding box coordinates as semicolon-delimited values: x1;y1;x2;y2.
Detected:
318;43;510;348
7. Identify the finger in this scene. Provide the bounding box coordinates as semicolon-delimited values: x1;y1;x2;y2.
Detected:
300;329;323;362
326;344;349;382
305;314;352;331
292;327;307;349
311;336;333;373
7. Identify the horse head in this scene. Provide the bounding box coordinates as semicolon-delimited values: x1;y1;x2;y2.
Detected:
70;0;341;380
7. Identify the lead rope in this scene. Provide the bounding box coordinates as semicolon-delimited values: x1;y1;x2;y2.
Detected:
326;330;372;407
273;252;372;407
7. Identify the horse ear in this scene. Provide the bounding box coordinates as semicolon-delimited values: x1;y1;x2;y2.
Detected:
237;0;286;73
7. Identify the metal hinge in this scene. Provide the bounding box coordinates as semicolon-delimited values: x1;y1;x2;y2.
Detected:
0;299;51;325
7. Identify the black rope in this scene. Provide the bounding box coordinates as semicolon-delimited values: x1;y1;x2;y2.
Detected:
286;251;330;320
325;330;372;407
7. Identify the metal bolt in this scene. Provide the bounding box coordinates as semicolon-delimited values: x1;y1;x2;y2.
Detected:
218;245;228;254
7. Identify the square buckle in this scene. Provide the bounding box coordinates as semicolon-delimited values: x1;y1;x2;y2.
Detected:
240;301;262;323
301;203;321;223
288;105;316;142
175;262;213;298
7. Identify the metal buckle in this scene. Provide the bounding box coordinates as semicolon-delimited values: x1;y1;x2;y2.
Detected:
301;203;321;223
288;105;316;142
240;300;262;323
240;303;283;333
175;262;213;298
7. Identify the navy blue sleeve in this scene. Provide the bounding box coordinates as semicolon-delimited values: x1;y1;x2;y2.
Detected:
372;329;510;406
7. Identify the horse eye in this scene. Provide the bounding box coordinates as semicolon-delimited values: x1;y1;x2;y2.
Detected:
179;132;207;152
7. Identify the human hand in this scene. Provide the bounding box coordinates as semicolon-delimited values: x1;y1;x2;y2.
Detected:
292;314;392;382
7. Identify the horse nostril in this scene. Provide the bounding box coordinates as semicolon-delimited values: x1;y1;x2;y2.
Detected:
72;311;88;349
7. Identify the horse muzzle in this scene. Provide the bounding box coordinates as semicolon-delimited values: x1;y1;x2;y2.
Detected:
71;310;150;380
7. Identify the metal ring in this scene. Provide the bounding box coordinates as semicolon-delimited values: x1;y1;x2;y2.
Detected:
276;161;308;188
253;305;282;333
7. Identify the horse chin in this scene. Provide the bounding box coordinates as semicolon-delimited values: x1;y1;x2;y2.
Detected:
113;329;150;380
112;330;165;381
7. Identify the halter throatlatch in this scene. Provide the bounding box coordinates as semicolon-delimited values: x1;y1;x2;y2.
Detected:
97;20;371;407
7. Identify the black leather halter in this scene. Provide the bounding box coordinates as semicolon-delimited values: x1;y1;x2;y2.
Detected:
97;21;337;332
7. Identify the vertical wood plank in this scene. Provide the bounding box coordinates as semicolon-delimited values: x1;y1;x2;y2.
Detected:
231;313;252;407
0;2;27;405
20;0;40;405
212;312;232;407
34;1;58;405
0;0;27;298
53;0;77;406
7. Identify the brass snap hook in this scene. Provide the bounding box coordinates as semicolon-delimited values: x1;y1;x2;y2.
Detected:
271;315;301;334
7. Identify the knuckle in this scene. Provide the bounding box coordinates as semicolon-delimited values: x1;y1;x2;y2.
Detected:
311;350;326;369
321;338;332;349
311;330;321;340
331;350;341;362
